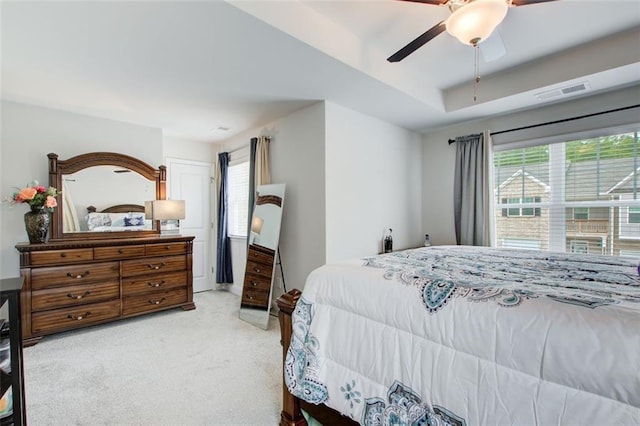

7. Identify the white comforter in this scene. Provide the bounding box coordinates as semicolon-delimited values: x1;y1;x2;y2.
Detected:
285;246;640;425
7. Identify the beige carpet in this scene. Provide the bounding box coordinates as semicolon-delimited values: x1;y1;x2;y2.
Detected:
22;290;282;426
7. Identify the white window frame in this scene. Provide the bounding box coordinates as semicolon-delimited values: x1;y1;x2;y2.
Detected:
495;125;640;255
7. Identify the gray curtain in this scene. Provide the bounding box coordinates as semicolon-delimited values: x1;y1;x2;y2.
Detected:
453;131;495;246
216;152;233;283
246;137;271;240
246;138;258;240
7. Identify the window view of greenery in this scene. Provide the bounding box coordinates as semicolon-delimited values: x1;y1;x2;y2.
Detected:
494;130;640;257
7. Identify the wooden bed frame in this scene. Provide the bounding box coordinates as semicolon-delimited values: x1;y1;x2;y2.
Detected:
277;289;359;426
87;204;145;214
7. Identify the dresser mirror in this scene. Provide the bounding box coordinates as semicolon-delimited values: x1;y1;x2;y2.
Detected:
239;183;286;330
48;152;166;242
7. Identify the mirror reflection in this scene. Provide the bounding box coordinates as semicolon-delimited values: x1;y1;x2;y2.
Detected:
62;166;156;232
240;183;286;330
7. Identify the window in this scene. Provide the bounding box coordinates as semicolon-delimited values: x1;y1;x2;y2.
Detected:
570;241;589;254
227;161;250;237
573;207;589;220
502;197;541;217
629;207;640;224
494;129;640;256
502;238;541;250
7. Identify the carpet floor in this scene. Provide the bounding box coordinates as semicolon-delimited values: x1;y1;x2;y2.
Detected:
22;290;282;426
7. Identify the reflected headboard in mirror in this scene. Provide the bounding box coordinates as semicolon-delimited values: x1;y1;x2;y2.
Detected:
48;152;166;241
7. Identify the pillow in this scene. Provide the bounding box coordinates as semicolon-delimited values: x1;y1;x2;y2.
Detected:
124;215;145;226
86;213;111;231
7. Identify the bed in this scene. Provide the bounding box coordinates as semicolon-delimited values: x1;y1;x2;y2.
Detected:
85;204;152;232
277;246;640;425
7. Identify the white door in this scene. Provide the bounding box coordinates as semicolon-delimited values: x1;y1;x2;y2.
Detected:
166;158;213;293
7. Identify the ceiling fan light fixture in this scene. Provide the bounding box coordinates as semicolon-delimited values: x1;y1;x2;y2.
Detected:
445;0;509;45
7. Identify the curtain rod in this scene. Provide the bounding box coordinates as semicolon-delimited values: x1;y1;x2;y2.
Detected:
226;136;272;154
448;104;640;145
227;146;247;154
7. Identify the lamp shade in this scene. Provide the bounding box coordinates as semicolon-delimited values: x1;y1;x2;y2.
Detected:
251;216;264;235
145;200;186;220
446;0;508;45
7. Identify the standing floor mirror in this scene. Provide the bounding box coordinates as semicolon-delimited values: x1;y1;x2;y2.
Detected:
239;183;286;329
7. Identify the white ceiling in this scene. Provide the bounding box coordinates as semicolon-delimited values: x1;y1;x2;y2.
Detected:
2;0;639;143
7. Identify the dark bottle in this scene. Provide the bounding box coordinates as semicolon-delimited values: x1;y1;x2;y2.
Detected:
384;228;393;253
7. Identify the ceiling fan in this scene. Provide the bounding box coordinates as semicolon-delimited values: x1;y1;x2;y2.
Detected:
387;0;560;63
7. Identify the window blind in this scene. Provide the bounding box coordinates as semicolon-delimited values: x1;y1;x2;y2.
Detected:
227;160;250;237
494;129;640;257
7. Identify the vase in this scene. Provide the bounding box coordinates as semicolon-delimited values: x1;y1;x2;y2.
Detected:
24;206;50;244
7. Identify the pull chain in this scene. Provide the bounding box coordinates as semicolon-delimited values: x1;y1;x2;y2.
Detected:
473;41;480;102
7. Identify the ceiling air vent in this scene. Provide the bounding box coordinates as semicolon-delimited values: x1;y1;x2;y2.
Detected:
535;81;590;101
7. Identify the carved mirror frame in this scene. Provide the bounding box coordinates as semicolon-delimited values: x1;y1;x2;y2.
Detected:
48;152;166;242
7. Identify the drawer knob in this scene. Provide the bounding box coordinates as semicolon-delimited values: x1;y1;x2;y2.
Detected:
68;311;91;321
251;281;257;287
67;271;90;279
148;297;166;305
67;291;91;299
61;253;67;258
165;246;171;250
147;262;166;270
147;280;166;288
118;249;124;254
253;267;261;273
248;296;254;300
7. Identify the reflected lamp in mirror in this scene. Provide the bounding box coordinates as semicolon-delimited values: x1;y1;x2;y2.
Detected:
250;216;264;245
145;200;186;235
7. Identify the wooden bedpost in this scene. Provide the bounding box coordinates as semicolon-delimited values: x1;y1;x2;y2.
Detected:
277;289;307;426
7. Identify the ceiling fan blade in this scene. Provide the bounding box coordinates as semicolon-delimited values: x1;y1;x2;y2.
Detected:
511;0;560;6
387;21;446;63
393;0;447;5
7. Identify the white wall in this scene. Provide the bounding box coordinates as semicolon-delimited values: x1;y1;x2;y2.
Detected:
163;134;216;163
0;101;163;278
422;85;640;246
223;100;423;296
221;102;326;296
325;102;422;262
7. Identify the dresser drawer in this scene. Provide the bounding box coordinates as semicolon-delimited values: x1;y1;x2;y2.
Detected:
247;245;275;266
243;273;272;292
122;271;187;296
145;242;188;256
30;248;94;266
241;288;270;308
31;261;120;290
32;281;120;311
94;245;145;260
31;299;121;335
121;255;186;277
245;259;273;280
122;288;187;316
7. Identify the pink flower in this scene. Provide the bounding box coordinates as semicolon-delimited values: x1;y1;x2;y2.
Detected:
35;186;46;193
45;196;57;208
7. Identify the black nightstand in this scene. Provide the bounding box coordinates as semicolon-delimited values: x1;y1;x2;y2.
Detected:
0;277;26;426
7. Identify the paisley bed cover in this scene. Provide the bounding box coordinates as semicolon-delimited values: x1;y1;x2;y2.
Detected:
284;246;640;425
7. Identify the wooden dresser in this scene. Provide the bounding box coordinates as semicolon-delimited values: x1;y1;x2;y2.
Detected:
15;236;195;346
240;244;275;309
